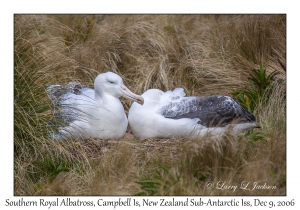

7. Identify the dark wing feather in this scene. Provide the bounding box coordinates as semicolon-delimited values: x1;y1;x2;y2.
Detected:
46;82;90;124
46;82;87;103
160;95;256;127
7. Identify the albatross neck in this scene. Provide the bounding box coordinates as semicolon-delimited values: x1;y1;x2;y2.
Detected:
96;92;123;108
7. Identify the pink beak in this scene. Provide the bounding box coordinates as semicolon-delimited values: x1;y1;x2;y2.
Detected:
120;83;144;105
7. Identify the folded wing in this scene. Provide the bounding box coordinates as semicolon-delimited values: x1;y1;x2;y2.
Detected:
159;95;256;127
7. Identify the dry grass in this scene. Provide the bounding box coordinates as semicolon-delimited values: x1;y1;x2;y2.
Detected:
14;14;286;196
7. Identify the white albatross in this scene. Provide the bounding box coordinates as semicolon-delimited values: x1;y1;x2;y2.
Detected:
128;88;259;139
47;72;144;140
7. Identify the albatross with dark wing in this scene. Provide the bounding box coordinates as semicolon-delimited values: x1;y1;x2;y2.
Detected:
47;72;144;140
128;88;259;139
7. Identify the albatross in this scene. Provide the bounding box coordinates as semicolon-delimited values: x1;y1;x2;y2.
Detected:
47;72;144;140
128;88;259;139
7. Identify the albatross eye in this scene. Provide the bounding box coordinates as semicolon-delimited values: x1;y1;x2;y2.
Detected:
108;80;114;84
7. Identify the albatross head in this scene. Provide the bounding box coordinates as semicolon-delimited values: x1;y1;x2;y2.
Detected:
142;89;164;103
94;72;144;105
132;89;164;108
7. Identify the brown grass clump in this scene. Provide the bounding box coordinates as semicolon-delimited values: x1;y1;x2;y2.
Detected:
14;14;286;196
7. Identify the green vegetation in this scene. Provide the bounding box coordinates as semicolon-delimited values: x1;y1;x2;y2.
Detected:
231;64;280;144
232;64;279;113
38;157;70;183
14;15;286;195
135;162;182;196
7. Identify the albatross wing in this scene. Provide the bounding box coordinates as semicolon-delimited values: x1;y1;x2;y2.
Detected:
159;95;256;127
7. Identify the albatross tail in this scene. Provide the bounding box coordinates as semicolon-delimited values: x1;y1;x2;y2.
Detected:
190;122;260;139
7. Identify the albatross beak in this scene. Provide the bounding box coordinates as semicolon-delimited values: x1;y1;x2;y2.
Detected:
120;83;144;105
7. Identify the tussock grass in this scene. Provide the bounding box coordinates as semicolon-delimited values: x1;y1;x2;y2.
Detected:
14;14;286;195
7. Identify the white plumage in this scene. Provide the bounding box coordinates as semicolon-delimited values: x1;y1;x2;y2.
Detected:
128;88;259;139
47;72;144;140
